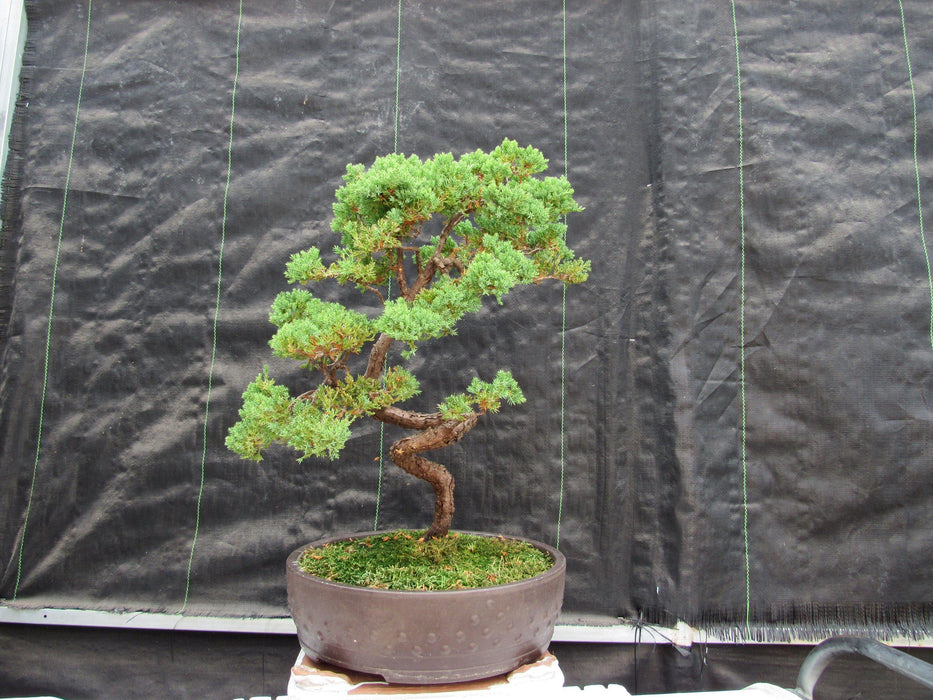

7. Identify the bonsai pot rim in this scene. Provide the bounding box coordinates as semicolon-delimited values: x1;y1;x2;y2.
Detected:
286;529;565;594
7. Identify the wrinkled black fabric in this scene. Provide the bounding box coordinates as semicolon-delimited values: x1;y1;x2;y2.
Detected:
1;0;931;637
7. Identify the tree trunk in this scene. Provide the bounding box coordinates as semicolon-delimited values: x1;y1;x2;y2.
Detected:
385;414;480;540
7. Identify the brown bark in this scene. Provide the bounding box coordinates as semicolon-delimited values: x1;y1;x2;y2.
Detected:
364;333;395;380
373;405;446;430
384;413;480;540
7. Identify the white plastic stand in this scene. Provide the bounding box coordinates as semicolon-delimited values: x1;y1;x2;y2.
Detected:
287;651;571;698
282;651;802;699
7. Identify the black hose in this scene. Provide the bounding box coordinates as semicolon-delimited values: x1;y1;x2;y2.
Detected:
794;636;933;699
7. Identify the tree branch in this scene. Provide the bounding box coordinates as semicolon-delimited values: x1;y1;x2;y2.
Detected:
436;255;465;276
394;248;409;299
289;388;318;410
437;213;465;250
373;405;459;430
405;213;466;301
364;333;394;380
365;285;386;305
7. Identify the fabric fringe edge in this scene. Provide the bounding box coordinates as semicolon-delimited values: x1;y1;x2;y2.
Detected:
637;602;933;644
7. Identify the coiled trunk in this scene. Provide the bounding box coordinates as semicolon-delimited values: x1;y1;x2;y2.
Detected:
376;408;480;539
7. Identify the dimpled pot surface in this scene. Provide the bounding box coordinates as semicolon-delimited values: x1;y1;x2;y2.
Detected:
285;531;566;685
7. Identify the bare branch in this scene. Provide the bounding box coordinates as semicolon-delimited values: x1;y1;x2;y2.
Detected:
394;248;410;299
436;255;465;276
435;213;465;260
404;212;467;301
365;285;386;304
364;333;394;380
374;405;460;430
289;388;318;409
322;365;339;387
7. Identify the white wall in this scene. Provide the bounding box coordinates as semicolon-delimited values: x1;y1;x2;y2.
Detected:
0;0;27;200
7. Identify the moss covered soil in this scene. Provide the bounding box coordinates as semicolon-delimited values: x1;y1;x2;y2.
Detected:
296;530;553;591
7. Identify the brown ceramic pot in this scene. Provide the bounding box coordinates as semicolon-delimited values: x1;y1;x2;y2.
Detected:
285;531;566;685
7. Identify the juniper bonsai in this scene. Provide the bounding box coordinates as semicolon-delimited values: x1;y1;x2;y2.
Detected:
226;139;589;540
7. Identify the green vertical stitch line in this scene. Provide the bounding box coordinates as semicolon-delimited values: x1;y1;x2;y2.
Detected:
375;277;392;531
376;0;403;530
556;0;568;550
13;0;93;602
897;0;932;353
557;283;567;548
730;0;751;636
182;0;243;612
393;0;402;154
375;416;385;529
562;0;569;172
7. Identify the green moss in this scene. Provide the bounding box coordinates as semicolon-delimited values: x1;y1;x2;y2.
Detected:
297;530;553;590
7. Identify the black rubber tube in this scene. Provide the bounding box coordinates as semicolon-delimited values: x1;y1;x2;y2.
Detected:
794;636;933;699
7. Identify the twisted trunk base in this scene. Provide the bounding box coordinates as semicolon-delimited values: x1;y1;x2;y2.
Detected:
381;412;480;540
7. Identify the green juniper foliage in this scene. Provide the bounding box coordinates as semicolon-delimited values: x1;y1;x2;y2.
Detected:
227;139;589;539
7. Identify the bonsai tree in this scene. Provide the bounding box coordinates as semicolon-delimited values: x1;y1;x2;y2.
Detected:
226;138;589;540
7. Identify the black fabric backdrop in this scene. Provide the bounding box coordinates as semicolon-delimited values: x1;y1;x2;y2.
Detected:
1;0;932;640
5;625;933;699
